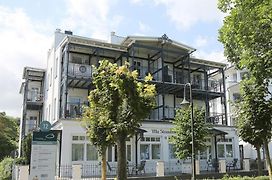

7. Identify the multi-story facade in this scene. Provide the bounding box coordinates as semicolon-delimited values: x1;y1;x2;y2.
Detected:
19;67;45;156
224;66;272;161
19;30;239;173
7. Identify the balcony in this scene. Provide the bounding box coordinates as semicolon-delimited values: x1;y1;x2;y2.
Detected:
68;63;92;78
207;113;226;125
133;66;223;93
66;102;88;118
149;106;226;125
27;90;43;102
149;106;175;120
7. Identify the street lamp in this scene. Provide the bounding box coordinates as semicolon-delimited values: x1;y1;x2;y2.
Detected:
181;83;196;180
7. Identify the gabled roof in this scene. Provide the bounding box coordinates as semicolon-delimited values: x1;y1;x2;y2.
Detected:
190;57;226;68
121;35;196;52
22;67;45;79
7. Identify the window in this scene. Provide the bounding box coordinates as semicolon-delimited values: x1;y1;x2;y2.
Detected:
152;144;161;159
217;144;225;158
50;68;52;86
72;135;98;162
72;144;84;161
127;145;131;162
232;73;237;82
133;61;141;77
140;137;161;160
87;144;98;161
233;93;241;101
217;138;234;159
240;72;249;80
169;144;176;159
140;144;150;160
55;58;58;78
107;146;113;162
53;98;56;120
226;144;233;158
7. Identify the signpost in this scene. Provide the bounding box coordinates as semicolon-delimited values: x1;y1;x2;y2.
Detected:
29;121;58;180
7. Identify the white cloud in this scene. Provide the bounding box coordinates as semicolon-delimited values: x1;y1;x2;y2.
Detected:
139;21;151;33
194;50;227;63
153;0;224;30
61;0;123;40
194;36;209;48
0;6;51;117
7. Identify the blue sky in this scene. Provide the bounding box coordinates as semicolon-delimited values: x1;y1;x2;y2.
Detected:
0;0;226;117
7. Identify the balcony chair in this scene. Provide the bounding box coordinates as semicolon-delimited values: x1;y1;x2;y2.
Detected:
226;158;238;171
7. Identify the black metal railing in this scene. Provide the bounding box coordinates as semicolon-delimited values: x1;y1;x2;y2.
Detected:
27;90;43;102
207;113;226;125
66;102;88;118
68;63;92;78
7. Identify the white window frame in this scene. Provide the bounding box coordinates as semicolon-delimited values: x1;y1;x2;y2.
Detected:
140;136;161;161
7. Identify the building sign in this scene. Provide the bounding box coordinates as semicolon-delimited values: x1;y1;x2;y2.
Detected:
29;130;58;180
151;129;173;134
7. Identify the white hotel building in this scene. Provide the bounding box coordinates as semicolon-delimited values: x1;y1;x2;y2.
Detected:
19;30;240;174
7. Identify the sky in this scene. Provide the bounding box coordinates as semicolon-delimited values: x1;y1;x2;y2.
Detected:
0;0;226;117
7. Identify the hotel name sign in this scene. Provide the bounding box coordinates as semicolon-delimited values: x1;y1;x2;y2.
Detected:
151;129;173;134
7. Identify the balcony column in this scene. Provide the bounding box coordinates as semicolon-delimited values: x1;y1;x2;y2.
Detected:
160;49;165;119
204;65;210;121
62;45;69;118
221;68;228;125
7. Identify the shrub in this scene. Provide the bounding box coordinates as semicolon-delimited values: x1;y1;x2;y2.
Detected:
221;175;269;180
0;157;14;180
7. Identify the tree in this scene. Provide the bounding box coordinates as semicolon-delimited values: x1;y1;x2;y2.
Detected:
21;134;32;165
218;0;272;82
0;112;19;160
170;106;209;160
82;60;156;180
234;78;272;176
218;0;272;177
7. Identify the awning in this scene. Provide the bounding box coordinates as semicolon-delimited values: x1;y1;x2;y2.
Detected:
208;128;228;136
135;128;147;135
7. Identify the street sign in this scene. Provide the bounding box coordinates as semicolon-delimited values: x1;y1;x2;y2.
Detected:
30;130;59;180
32;131;58;144
39;121;51;132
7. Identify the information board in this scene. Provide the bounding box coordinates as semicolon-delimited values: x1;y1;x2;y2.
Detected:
29;130;58;180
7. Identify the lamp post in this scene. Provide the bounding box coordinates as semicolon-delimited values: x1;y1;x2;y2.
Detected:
181;83;196;180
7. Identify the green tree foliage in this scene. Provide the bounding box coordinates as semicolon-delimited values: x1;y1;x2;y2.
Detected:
170;106;209;160
0;157;14;180
21;134;32;165
235;78;272;176
82;60;156;180
218;0;272;81
218;0;272;177
0;112;19;160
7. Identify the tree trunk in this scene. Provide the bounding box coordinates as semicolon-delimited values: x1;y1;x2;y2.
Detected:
256;145;262;176
101;148;107;180
263;141;272;180
117;132;127;180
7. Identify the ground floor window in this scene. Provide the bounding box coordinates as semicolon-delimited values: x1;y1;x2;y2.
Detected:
107;142;132;162
72;135;98;162
72;144;84;161
140;136;161;160
168;144;176;159
217;138;233;159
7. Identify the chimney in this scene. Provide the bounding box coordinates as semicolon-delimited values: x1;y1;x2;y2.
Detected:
65;30;73;35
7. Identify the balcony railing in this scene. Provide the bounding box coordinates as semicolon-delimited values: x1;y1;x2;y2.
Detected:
66;102;88;118
149;106;226;125
27;91;43;102
68;63;92;78
207;112;226;125
133;66;223;93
